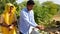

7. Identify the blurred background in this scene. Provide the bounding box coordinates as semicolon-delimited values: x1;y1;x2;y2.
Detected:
0;0;60;34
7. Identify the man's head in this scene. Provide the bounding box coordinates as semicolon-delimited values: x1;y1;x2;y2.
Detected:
27;0;35;11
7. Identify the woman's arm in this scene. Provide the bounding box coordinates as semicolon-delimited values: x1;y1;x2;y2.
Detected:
0;15;9;27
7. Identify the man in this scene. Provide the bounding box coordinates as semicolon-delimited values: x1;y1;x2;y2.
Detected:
18;0;45;34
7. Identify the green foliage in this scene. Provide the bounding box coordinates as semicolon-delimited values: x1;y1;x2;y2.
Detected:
18;1;60;27
42;1;58;15
34;1;60;27
17;1;27;18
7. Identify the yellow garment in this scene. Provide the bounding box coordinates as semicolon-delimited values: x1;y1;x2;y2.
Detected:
1;3;17;34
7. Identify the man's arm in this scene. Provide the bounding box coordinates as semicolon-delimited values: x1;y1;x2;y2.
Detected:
31;10;38;26
31;10;45;30
20;11;45;30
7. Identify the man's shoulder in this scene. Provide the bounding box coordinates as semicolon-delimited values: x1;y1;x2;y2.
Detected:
21;8;27;12
21;8;28;15
30;10;34;14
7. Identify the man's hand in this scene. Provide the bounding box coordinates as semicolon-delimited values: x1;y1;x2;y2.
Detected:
36;25;45;30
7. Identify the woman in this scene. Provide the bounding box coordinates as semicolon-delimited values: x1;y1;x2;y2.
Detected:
0;3;17;34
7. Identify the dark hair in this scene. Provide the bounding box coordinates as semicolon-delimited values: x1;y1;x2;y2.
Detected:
27;0;35;5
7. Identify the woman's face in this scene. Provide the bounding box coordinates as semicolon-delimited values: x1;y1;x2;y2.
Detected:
9;6;14;13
